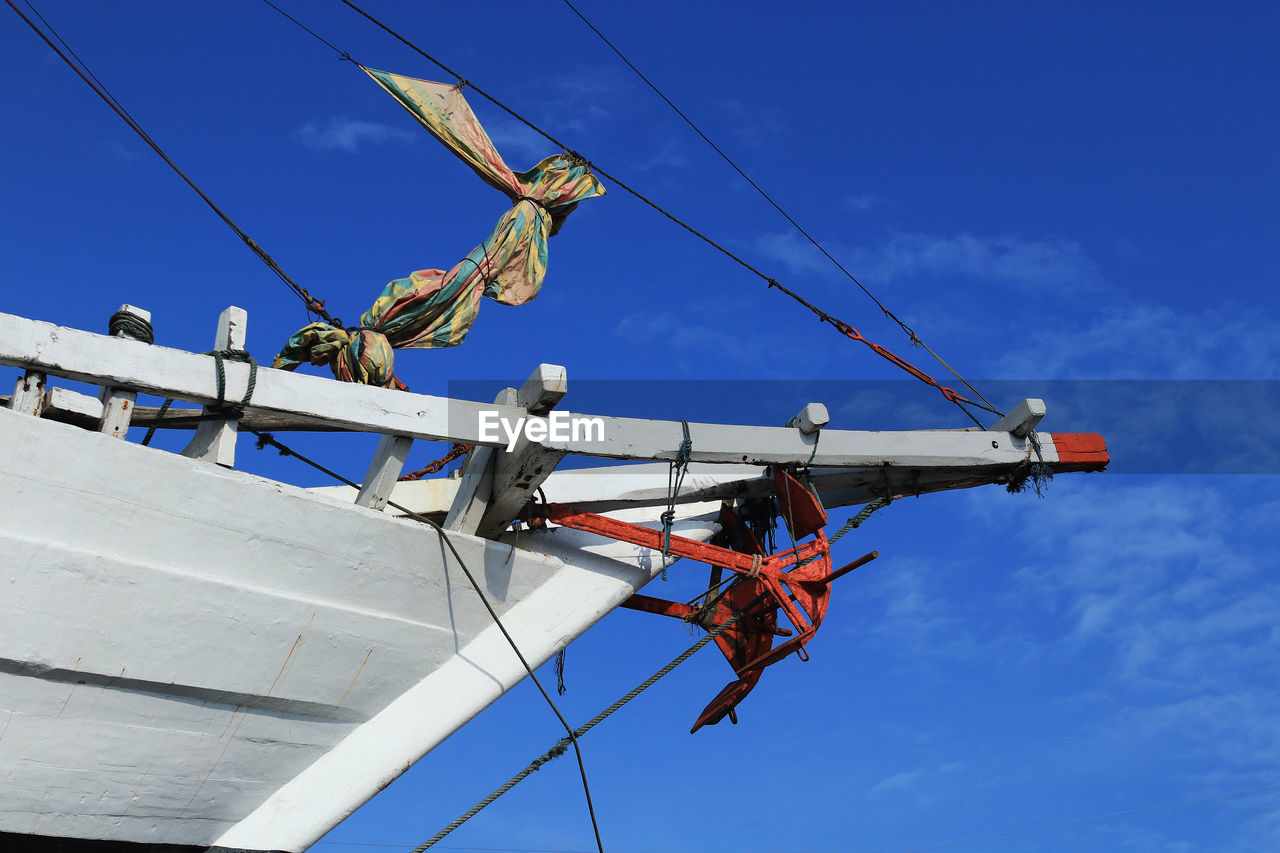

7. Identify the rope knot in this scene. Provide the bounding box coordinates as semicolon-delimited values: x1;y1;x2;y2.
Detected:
108;309;155;345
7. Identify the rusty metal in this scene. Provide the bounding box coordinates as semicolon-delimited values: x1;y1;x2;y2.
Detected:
529;491;877;732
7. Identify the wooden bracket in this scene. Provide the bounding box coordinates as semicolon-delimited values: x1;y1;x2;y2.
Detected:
182;307;247;466
992;398;1046;438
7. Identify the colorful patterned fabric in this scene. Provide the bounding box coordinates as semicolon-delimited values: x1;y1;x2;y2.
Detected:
273;68;605;388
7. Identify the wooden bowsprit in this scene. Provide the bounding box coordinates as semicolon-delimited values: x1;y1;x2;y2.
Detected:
527;469;879;732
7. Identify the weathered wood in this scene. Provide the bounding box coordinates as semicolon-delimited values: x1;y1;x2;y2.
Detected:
98;305;150;439
0;311;1071;470
473;366;571;538
9;370;45;416
355;434;414;510
182;306;247;467
992;397;1047;437
517;363;567;416
444;388;516;534
44;386;101;423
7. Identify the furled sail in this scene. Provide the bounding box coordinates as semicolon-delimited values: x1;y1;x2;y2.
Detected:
274;68;605;388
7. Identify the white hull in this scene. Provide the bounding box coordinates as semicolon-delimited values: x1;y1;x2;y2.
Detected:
0;406;716;851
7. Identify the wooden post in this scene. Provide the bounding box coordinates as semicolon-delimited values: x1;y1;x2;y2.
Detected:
9;370;46;416
473;365;570;539
182;306;247;467
98;304;150;439
355;434;414;510
992;398;1046;437
443;388;516;534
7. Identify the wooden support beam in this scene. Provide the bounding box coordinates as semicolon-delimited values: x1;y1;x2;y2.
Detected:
99;304;150;439
355;434;414;511
788;402;829;435
992;398;1047;438
182;306;247;467
43;386;98;423
474;365;571;539
9;370;45;416
517;363;567;416
444;388;517;534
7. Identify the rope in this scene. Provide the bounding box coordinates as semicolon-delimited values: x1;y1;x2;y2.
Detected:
307;0;1001;425
107;310;154;344
140;398;172;447
204;349;258;417
659;419;693;576
1008;432;1054;496
554;647;568;696
560;0;1001;417
414;609;743;851
794;496;891;568
7;0;340;328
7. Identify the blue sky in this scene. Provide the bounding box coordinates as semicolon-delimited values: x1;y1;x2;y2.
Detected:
3;1;1279;851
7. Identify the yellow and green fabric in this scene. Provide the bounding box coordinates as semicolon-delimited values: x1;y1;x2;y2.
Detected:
274;68;606;388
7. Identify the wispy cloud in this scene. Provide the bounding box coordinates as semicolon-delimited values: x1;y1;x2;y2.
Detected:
869;761;964;798
986;302;1280;379
484;118;550;165
756;230;1100;291
295;116;415;153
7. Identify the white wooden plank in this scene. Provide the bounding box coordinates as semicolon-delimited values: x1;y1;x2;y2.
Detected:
354;434;414;510
182;306;248;466
44;385;102;421
9;370;45;416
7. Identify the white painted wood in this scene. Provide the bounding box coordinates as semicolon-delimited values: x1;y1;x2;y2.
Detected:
98;305;151;439
44;385;102;420
788;402;830;434
517;362;567;415
211;504;722;853
0;312;1058;470
0;404;724;852
444;387;517;533
475;365;572;538
354;434;414;510
991;398;1047;437
9;370;45;415
181;306;247;466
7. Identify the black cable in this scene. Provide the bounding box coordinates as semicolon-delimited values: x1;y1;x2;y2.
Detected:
6;0;340;327
561;0;1002;418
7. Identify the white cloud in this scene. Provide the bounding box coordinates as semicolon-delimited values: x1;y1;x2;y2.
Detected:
754;230;1100;292
295;117;415;153
484;118;550;164
986;302;1280;379
869;761;964;798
